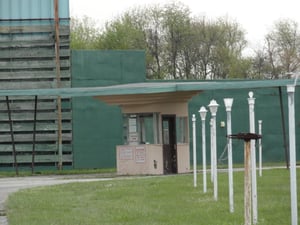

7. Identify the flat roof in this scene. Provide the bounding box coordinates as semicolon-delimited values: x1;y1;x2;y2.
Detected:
0;79;298;98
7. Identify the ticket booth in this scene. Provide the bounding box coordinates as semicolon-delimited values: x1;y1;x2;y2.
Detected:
95;85;201;175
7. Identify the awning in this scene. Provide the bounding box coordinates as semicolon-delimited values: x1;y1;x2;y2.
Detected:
0;79;298;104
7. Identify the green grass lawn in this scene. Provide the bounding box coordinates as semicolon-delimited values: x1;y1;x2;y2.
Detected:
6;168;299;225
0;168;117;178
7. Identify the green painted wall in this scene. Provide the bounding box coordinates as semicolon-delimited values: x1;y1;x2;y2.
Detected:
72;50;146;87
71;50;299;169
71;50;146;169
189;86;300;165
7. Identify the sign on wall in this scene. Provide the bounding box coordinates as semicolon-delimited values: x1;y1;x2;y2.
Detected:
119;148;134;160
119;146;146;163
135;146;146;163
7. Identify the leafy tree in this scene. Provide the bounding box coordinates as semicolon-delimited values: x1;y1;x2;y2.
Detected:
185;17;248;79
96;8;162;78
70;2;250;80
96;10;146;50
210;18;248;79
187;18;220;79
161;2;191;79
136;6;166;79
70;16;99;49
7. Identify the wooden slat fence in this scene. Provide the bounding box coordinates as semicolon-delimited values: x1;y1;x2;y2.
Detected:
0;24;72;169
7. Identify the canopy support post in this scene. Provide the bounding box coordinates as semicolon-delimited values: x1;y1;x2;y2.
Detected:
6;96;18;175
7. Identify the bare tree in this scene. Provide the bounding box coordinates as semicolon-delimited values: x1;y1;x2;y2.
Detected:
264;19;300;78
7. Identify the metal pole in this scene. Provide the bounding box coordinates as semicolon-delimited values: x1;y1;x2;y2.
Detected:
202;116;207;193
208;100;219;201
258;120;262;177
279;87;290;169
199;107;208;193
248;91;258;224
192;114;197;187
245;140;252;225
54;0;63;170
212;114;217;201
287;85;298;225
210;118;214;183
224;98;234;213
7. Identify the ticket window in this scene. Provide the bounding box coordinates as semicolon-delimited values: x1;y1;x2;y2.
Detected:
123;113;160;145
176;117;188;144
123;114;188;146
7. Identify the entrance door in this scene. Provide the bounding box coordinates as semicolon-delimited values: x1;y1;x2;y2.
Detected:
162;115;177;174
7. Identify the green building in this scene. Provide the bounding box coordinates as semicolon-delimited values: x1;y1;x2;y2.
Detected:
0;0;299;172
71;50;300;171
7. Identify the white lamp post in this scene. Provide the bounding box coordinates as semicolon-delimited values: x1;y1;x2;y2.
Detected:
210;118;214;183
287;85;298;225
199;106;208;193
224;98;234;213
258;120;263;177
192;114;197;187
208;99;219;201
248;91;258;224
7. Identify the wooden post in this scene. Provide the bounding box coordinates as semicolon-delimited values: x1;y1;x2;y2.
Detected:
6;96;18;175
244;140;252;225
228;133;262;225
54;0;63;170
31;96;38;174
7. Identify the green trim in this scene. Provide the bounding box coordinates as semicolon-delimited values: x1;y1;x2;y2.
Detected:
0;79;298;97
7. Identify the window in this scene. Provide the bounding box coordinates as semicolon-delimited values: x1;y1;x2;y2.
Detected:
123;113;160;145
176;117;188;143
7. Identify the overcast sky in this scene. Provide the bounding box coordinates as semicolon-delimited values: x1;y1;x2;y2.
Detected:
69;0;300;54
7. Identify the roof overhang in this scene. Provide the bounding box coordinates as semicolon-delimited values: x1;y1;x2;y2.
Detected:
0;80;298;107
94;90;201;106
